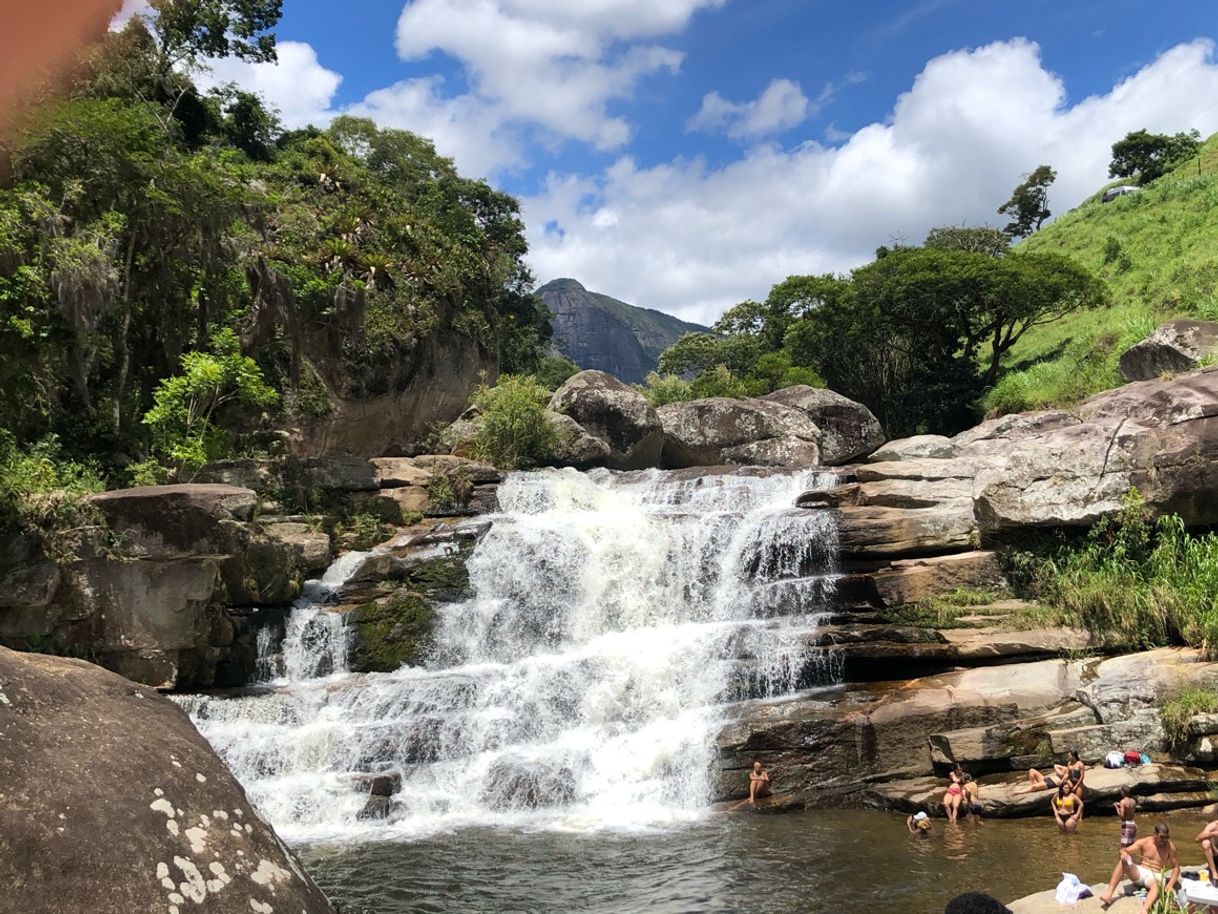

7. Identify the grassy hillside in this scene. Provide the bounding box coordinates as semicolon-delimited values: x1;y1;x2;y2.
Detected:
983;133;1218;415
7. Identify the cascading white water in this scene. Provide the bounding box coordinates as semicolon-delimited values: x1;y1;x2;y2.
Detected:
178;467;840;842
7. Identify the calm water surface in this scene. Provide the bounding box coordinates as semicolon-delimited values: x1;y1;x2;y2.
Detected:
299;808;1218;914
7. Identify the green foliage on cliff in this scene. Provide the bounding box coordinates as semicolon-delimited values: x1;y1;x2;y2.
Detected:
987;132;1218;414
0;432;105;561
1028;492;1218;654
1161;688;1218;750
471;375;557;469
0;10;550;480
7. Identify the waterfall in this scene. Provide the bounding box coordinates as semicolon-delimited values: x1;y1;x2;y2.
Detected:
178;467;840;842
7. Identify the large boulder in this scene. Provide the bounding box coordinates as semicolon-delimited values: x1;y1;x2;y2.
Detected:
548;370;663;469
760;385;884;465
1119;319;1218;382
0;647;336;914
975;368;1218;532
658;398;821;468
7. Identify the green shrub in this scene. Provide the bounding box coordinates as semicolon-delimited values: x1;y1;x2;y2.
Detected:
1161;688;1218;750
690;364;757;399
638;372;695;407
534;355;580;392
471;374;557;469
0;432;106;563
1028;491;1218;652
426;466;473;509
334;512;391;550
143;328;278;475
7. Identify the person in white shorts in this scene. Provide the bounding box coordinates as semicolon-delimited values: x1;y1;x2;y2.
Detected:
1097;823;1180;913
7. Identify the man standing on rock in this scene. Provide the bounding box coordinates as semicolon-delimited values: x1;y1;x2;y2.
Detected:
1097;823;1180;912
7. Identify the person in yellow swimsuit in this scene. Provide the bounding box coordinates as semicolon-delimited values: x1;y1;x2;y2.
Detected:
1052;783;1083;833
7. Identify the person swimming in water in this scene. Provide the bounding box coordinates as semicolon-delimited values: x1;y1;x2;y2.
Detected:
1051;782;1083;833
907;811;933;836
747;760;771;806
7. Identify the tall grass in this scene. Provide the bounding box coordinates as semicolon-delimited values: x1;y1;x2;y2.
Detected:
986;133;1218;414
1029;492;1218;653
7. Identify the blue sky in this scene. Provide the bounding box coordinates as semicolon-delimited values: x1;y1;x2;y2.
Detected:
153;0;1218;321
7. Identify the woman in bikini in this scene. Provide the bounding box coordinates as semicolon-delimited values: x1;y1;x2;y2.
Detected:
943;764;965;824
1052;782;1083;833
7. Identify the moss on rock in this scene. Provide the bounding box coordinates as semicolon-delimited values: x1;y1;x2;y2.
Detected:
346;591;436;673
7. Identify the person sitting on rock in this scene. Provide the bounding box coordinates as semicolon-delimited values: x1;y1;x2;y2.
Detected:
1097;823;1180;912
944;768;965;824
962;773;982;823
907;811;933;836
1051;783;1083;833
1027;749;1083;793
747;760;772;805
1194;818;1218;880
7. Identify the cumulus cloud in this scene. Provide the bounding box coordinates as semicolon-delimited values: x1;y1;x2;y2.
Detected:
393;0;721;154
688;79;811;139
196;41;343;129
525;38;1218;324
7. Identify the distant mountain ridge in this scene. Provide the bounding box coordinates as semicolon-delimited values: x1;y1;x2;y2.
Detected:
536;278;708;383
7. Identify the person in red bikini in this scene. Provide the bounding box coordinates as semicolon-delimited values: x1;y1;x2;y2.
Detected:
943;762;965;824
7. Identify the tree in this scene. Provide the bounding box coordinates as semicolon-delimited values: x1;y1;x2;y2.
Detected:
147;0;282;75
781;248;1105;435
924;226;1009;257
143;328;278;472
1109;129;1202;186
997;165;1055;239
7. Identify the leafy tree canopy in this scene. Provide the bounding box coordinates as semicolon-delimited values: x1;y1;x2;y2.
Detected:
996;164;1056;239
658;235;1106;437
0;18;551;481
1109;129;1202;186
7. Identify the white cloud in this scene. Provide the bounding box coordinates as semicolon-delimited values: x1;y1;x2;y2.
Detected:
688;79;811;139
186;1;721;178
109;0;150;30
525;38;1218;325
197;41;343;129
345;77;527;178
393;0;720;155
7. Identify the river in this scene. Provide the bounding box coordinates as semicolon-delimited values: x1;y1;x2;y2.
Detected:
298;809;1218;914
172;467;1204;912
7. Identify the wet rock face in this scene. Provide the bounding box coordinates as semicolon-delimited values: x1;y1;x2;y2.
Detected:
0;485;320;690
480;757;579;810
548;370;664;470
1119;319;1218;382
0;647;335;914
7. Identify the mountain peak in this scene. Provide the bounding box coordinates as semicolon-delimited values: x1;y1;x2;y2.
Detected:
535;279;707;383
538;277;586;293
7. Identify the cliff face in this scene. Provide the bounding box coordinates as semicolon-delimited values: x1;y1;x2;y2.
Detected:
537;278;707;383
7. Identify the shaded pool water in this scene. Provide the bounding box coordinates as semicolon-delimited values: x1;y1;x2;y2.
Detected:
298;808;1218;914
